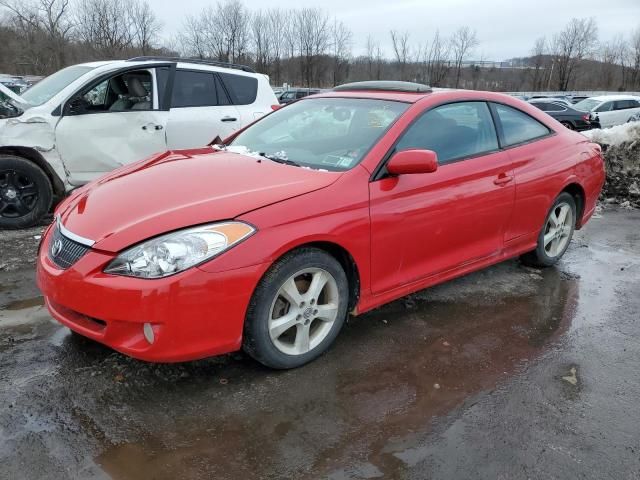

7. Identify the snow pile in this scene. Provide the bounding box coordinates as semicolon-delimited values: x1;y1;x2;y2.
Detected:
582;122;640;208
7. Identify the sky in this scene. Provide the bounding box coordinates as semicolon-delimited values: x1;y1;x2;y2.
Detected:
152;0;640;61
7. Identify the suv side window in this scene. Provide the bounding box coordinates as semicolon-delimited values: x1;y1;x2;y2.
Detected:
595;101;613;112
218;72;258;105
171;70;225;108
493;103;551;147
70;69;153;114
614;100;638;110
395;101;499;165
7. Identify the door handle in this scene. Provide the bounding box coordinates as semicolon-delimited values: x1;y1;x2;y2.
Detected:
494;174;514;186
141;124;163;131
221;116;237;122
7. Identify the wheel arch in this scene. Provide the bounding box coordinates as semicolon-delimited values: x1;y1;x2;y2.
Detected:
265;240;362;315
561;182;585;228
0;146;65;197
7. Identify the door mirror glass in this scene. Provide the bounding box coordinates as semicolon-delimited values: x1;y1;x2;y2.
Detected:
387;149;438;175
64;96;90;116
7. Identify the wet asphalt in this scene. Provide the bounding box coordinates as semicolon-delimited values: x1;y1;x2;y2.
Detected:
0;207;639;480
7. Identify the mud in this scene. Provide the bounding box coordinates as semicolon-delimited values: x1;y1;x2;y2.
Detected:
0;208;639;479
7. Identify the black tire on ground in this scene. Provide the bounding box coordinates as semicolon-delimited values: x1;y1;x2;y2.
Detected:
520;192;577;268
560;121;575;130
0;155;53;229
243;247;349;369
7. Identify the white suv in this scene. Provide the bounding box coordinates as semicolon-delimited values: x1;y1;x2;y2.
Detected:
574;95;640;129
0;57;278;228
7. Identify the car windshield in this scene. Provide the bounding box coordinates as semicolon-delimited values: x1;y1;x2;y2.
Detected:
573;98;601;112
20;65;94;106
228;97;409;171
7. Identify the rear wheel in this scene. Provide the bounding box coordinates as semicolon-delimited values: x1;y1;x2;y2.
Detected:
0;155;52;229
560;121;575;130
243;248;349;369
521;192;576;267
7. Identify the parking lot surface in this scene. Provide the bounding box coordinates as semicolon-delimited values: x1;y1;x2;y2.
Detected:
1;207;639;479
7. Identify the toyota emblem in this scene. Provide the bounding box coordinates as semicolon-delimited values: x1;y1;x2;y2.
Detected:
51;238;63;257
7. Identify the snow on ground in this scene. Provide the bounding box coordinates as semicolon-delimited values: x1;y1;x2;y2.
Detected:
581;122;640;147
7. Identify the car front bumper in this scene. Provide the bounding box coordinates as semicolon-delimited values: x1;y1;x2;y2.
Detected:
36;225;267;362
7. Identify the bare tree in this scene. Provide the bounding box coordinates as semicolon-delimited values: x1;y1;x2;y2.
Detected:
390;30;410;80
129;0;161;56
424;30;450;87
549;17;598;90
1;0;73;71
529;36;547;91
75;0;135;58
630;26;640;89
252;9;270;73
267;9;285;85
330;18;352;86
294;8;330;87
451;26;478;88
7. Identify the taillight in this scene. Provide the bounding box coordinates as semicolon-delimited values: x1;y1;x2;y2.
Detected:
582;114;590;121
271;104;281;111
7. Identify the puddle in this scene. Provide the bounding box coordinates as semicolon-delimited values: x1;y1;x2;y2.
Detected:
95;266;579;479
1;296;44;311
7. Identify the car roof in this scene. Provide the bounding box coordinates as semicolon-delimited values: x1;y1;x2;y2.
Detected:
589;95;640;101
315;88;520;104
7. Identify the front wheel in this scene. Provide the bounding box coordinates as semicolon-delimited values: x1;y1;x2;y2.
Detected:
243;248;349;369
0;155;53;229
521;192;576;267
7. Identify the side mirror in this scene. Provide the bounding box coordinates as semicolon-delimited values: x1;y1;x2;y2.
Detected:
64;97;88;116
387;149;438;175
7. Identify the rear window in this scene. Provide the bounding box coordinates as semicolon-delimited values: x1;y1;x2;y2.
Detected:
218;72;258;105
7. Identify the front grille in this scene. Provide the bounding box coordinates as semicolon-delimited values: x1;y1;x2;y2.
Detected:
48;224;90;269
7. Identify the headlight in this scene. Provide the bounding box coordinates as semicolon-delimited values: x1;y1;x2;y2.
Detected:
104;222;255;278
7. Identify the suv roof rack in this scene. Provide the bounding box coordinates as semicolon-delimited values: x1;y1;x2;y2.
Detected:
126;56;256;73
333;81;432;93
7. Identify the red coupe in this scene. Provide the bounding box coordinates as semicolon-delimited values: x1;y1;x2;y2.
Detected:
37;82;605;369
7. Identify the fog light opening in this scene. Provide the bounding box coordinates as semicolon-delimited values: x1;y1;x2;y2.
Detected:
143;323;155;344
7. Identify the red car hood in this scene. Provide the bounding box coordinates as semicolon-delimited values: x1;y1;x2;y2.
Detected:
58;148;341;252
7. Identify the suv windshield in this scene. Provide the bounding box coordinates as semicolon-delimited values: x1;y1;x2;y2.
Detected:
229;97;408;171
573;98;601;112
20;65;94;106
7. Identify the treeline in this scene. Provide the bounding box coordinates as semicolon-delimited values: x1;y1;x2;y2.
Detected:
1;0;640;92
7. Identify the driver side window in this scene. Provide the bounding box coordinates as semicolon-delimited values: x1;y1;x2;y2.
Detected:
68;69;154;115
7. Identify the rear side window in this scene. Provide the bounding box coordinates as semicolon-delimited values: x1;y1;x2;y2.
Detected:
493;104;551;147
218;72;258;105
614;100;639;110
171;70;229;108
595;101;613;112
396;101;499;165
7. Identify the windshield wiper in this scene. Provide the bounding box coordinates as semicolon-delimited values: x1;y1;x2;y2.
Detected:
259;153;301;167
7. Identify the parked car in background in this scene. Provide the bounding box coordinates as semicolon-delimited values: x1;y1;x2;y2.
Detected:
279;88;322;104
0;57;278;229
573;95;640;128
37;81;605;369
529;98;598;131
569;95;589;104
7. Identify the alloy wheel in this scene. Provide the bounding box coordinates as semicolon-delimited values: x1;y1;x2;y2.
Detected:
543;202;573;258
268;268;340;356
0;169;39;218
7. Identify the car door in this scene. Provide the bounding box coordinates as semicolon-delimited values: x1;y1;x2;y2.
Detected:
217;71;264;123
369;101;515;294
595;101;616;128
55;65;172;186
615;99;640;123
165;69;241;149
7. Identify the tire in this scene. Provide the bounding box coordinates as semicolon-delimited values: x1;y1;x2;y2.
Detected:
0;155;52;229
520;192;576;268
243;247;349;369
560;121;575;130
